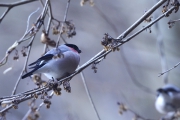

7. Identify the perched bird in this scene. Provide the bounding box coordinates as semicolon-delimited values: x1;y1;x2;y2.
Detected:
21;44;81;80
155;84;180;114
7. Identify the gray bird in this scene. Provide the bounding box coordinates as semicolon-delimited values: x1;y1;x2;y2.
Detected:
21;44;81;80
155;84;180;114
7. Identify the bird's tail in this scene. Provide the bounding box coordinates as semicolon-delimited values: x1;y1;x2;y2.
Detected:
21;63;45;79
21;71;34;79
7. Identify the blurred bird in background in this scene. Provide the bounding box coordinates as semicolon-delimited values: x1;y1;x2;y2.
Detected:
155;84;180;114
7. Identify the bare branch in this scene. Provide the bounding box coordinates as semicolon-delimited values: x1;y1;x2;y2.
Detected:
0;0;38;24
117;0;168;39
0;0;38;7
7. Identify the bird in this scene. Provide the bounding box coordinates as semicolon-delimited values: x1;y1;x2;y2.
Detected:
155;84;180;114
21;44;81;80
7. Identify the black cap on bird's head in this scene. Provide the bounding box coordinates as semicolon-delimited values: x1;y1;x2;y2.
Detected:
65;44;81;53
157;88;167;93
157;86;180;95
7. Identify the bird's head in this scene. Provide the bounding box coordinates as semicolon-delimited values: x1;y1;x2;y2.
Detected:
65;44;81;53
157;86;180;97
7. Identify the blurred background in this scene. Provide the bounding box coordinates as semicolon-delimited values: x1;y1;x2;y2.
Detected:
0;0;180;120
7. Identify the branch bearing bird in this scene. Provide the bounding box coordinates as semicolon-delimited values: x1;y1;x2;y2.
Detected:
155;84;180;114
21;44;81;80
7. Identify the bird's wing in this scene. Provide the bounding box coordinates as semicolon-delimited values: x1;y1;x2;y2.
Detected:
29;54;54;66
171;93;180;109
28;46;68;68
21;54;54;79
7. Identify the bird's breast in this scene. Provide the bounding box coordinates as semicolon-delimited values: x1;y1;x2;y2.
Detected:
42;51;80;79
155;95;167;114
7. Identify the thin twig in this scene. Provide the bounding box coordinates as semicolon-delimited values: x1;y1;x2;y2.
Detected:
154;0;168;83
56;0;71;46
63;0;70;22
158;61;180;77
80;72;101;120
26;8;40;33
22;99;36;120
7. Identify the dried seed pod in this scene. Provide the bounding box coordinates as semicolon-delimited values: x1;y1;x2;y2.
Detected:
119;104;127;111
162;5;168;13
13;50;19;60
34;111;40;118
40;30;49;44
52;27;60;35
33;93;38;99
56;87;62;91
13;104;18;109
32;74;41;83
1;103;7;108
21;46;27;57
43;99;51;105
53;90;61;96
119;110;123;115
46;104;50;109
47;40;56;47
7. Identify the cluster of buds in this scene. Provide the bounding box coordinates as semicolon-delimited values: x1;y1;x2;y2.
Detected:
21;46;27;57
43;99;51;109
32;74;47;86
80;0;94;6
162;0;180;16
144;16;153;23
47;79;62;95
168;20;176;28
27;105;39;120
52;25;60;35
143;11;153;23
53;86;61;96
63;80;71;93
13;104;18;109
101;33;121;51
117;102;127;115
91;63;98;73
61;21;76;38
171;0;180;13
144;26;152;33
12;99;19;109
162;5;168;13
40;30;56;47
